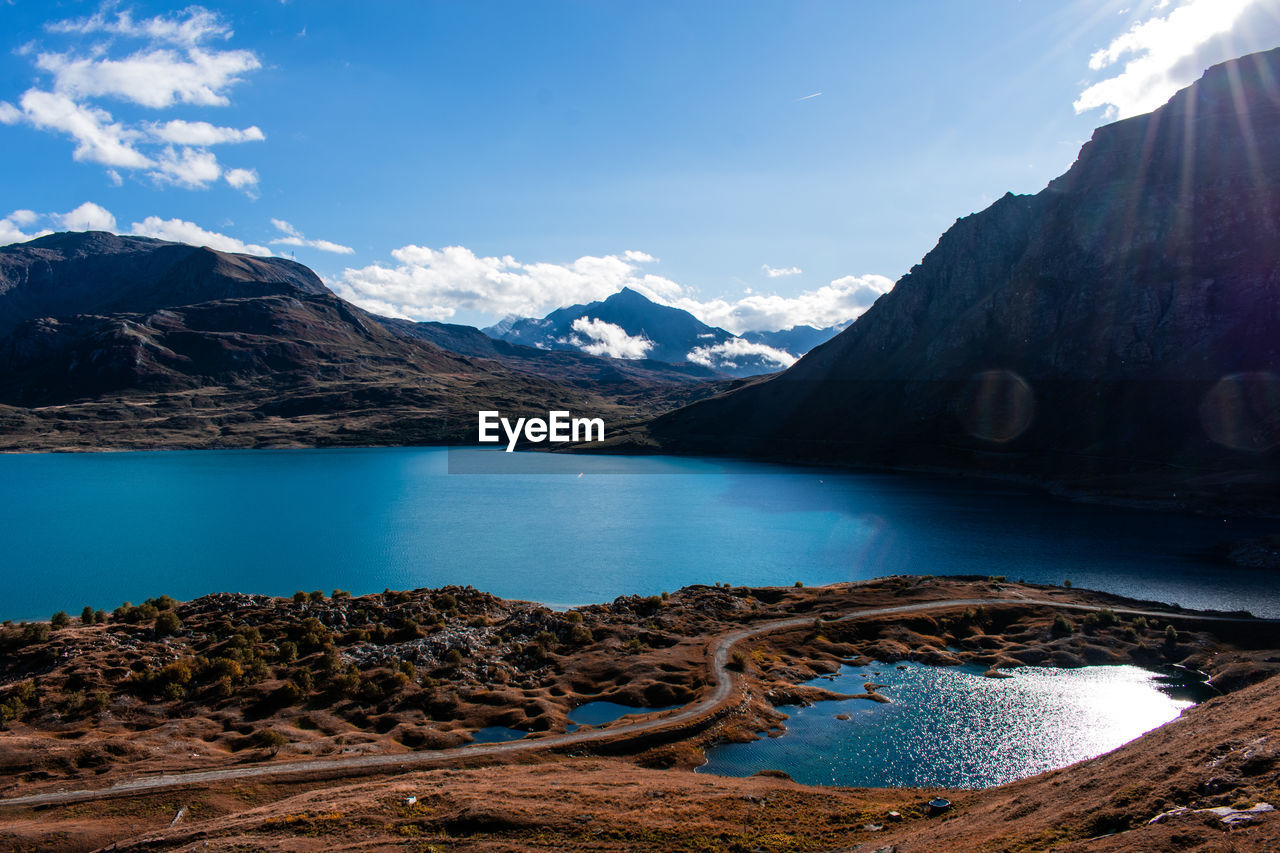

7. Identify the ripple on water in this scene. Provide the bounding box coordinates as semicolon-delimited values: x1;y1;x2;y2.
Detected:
699;661;1209;788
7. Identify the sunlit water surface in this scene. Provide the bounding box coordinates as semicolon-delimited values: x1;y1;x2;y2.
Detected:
699;661;1208;788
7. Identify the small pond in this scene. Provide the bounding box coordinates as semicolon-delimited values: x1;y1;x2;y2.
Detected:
565;700;681;732
468;726;527;744
699;661;1213;788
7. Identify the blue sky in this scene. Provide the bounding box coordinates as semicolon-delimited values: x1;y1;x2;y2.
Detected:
1;0;1278;331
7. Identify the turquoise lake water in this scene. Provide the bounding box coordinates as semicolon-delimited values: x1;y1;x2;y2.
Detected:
0;446;1274;621
699;661;1210;788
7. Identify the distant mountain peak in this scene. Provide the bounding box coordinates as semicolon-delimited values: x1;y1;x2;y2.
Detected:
485;287;844;377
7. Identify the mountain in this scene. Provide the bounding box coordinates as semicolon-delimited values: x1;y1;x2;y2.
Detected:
483;288;806;377
381;317;733;411
618;48;1280;508
0;231;329;338
741;324;844;355
0;232;703;451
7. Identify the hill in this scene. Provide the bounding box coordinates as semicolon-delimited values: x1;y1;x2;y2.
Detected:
0;232;705;451
619;47;1280;510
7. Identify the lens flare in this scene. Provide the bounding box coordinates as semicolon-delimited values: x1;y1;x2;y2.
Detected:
1199;372;1280;452
958;370;1036;443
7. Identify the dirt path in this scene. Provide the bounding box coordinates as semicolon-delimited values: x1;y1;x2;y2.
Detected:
0;596;1264;808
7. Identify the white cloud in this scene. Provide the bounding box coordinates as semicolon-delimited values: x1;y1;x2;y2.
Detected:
762;264;802;278
35;47;260;109
336;241;891;331
19;89;151;168
569;317;654;359
269;219;355;254
47;6;232;47
333;245;685;322
224;167;259;191
669;273;893;334
687;338;797;371
55;201;116;231
0;210;50;246
147;119;264;145
150;146;221;188
0;201;279;256
0;6;263;191
129;215;272;256
1075;0;1259;120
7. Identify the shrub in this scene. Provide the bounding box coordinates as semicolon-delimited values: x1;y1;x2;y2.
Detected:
1165;624;1179;646
309;590;325;602
155;611;183;636
94;610;108;625
147;595;177;611
114;602;159;624
293;591;308;605
1051;614;1074;637
444;648;464;666
794;581;804;588
729;649;749;671
80;606;95;624
256;728;289;748
569;624;593;645
332;589;351;600
273;682;305;706
277;641;299;662
1063;579;1073;589
21;623;50;646
50;611;70;629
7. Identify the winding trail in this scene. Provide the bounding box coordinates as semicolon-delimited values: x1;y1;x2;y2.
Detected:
0;596;1268;809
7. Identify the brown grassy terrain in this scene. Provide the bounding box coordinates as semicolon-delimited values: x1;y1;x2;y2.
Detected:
3;578;1280;851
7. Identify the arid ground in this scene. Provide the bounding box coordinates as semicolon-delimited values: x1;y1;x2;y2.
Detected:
3;577;1280;851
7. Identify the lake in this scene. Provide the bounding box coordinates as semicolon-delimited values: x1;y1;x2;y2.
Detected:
0;446;1274;621
698;661;1210;788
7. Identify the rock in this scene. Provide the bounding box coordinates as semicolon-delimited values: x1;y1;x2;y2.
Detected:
1147;806;1190;825
1195;802;1274;828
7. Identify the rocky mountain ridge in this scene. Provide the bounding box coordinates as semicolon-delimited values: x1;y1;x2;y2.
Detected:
621;47;1280;508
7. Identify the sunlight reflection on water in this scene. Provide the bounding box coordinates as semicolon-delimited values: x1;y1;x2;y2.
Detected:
699;662;1205;788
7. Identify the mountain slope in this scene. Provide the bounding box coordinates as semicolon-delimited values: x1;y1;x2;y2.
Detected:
0;233;662;450
625;47;1280;506
485;287;799;377
381;317;732;413
0;232;329;338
